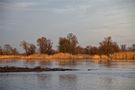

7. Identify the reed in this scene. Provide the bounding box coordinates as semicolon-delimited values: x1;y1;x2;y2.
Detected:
0;52;135;62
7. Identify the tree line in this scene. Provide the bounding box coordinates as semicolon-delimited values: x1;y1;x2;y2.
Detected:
0;33;135;56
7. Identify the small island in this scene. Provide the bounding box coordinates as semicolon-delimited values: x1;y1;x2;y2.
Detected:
0;66;79;72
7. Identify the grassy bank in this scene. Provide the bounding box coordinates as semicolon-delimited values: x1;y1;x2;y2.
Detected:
0;52;135;62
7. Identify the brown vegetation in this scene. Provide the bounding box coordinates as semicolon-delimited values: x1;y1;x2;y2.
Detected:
0;52;135;62
37;37;53;54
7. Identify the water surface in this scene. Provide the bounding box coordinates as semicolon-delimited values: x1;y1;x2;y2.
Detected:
0;59;135;90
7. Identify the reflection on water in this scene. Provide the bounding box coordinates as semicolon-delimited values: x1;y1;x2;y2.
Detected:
59;74;77;90
0;59;135;70
0;59;135;90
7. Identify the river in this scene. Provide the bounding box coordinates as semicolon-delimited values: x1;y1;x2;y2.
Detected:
0;59;135;90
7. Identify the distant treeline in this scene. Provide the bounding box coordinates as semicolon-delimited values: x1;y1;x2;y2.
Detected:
0;33;135;56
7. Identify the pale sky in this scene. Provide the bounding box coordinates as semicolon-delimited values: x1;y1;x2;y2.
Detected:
0;0;135;51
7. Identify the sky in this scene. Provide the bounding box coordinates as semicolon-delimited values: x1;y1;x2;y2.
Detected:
0;0;135;51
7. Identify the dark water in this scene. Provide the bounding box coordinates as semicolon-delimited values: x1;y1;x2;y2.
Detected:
0;59;135;90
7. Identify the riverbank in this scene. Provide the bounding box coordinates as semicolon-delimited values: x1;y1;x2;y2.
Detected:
0;52;135;62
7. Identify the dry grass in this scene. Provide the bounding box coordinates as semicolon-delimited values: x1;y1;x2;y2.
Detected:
111;52;135;61
0;52;135;62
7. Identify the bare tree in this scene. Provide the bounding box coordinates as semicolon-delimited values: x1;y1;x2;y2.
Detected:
20;41;29;55
58;37;70;53
20;41;36;55
37;37;52;54
11;48;18;55
75;46;85;54
128;44;135;51
2;44;18;55
0;46;3;55
85;45;91;55
99;36;120;56
85;45;99;55
29;44;36;55
131;44;135;51
120;44;126;51
67;33;78;54
58;33;78;54
3;44;13;55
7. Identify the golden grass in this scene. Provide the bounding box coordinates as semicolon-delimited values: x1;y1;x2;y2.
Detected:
0;52;135;62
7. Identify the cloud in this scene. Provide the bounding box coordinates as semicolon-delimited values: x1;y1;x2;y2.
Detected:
0;2;38;11
13;2;37;8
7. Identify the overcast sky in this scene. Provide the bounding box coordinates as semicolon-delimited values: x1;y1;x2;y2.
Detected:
0;0;135;51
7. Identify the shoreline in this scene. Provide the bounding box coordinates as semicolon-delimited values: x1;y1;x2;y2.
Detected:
0;52;135;62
